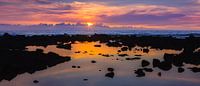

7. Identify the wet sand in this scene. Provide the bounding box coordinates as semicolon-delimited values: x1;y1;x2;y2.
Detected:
0;33;200;86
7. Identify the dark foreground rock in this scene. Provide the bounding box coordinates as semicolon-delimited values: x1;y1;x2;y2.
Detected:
56;43;71;50
0;42;71;81
126;57;141;60
105;68;115;78
94;45;101;47
33;80;39;84
141;60;150;67
118;54;129;57
178;67;185;73
158;72;162;77
105;72;115;78
135;69;145;77
83;79;88;81
189;67;200;73
91;60;97;63
1;33;200;79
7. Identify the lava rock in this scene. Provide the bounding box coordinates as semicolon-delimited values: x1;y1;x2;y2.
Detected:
157;61;172;71
83;79;88;81
135;69;145;77
143;48;149;53
153;59;160;67
121;47;128;51
118;54;128;57
158;72;162;77
126;57;141;60
56;43;71;50
72;66;76;68
94;45;101;47
75;51;81;53
135;55;142;56
33;80;39;84
189;67;200;73
91;60;96;63
178;67;185;73
105;72;115;78
142;60;150;67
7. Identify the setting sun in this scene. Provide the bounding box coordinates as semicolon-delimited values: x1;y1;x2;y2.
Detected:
86;22;94;27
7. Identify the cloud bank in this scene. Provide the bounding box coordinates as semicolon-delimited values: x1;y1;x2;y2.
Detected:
0;0;200;29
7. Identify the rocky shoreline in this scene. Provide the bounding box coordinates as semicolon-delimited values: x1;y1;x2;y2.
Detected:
1;33;200;81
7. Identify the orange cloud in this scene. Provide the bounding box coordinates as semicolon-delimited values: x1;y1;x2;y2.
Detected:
0;1;200;30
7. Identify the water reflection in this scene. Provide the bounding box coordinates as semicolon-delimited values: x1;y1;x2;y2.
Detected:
1;40;200;86
27;41;181;59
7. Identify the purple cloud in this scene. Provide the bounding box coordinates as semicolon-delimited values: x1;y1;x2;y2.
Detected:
100;12;185;25
33;0;52;4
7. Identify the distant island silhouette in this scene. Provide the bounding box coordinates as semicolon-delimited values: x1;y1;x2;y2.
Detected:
0;22;110;30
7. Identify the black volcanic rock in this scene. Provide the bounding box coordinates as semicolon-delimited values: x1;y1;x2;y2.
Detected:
143;48;149;53
153;59;160;67
56;43;71;50
72;66;80;68
126;57;141;60
105;72;115;78
75;51;81;53
83;79;88;81
157;61;172;71
164;53;184;67
135;55;142;56
102;54;110;57
117;50;121;52
121;47;128;51
105;68;115;78
101;54;113;57
0;49;71;81
135;69;145;77
163;54;174;62
36;49;44;53
142;60;150;67
189;67;200;73
33;80;39;83
1;33;200;79
72;66;76;68
91;60;96;63
158;72;162;77
178;67;185;73
94;45;101;47
106;41;122;47
118;54;129;57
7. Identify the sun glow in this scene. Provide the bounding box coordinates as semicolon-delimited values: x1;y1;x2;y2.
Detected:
86;22;94;27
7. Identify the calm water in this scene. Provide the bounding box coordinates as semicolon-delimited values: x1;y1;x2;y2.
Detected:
1;41;200;86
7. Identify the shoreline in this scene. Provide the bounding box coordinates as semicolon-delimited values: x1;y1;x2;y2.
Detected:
1;33;200;50
1;33;200;81
1;30;200;38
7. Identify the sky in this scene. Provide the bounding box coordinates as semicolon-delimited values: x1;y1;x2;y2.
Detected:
0;0;200;30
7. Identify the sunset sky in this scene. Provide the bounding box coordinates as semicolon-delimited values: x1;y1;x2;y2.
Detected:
0;0;200;29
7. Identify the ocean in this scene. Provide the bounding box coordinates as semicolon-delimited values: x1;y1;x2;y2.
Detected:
1;29;200;38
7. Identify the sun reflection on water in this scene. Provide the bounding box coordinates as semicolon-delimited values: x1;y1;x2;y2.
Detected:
26;41;182;59
1;41;197;86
